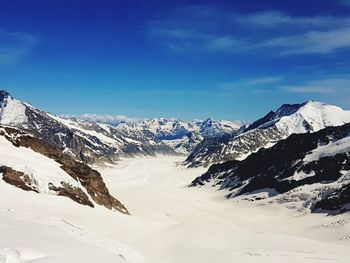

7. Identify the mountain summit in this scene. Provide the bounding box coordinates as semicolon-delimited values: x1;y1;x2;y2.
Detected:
185;101;350;167
0;90;176;164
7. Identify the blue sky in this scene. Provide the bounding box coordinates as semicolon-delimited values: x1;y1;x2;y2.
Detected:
1;0;350;121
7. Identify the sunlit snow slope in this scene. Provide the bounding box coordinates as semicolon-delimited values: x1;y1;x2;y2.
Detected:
2;156;350;262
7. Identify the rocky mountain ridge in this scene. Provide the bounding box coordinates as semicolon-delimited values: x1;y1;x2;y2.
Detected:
190;123;350;214
185;101;350;167
117;117;241;154
0;90;176;165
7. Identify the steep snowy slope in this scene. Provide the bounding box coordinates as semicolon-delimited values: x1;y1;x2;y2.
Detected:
0;90;175;164
185;101;350;167
119;118;241;154
190;123;350;214
0;126;128;213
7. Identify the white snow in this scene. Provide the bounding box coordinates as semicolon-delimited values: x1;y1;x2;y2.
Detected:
304;136;350;162
0;96;28;126
0;136;84;194
118;118;241;154
48;114;120;146
275;101;350;135
1;156;349;262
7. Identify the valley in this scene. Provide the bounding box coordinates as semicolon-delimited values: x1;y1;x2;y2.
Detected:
2;1;350;261
1;156;350;262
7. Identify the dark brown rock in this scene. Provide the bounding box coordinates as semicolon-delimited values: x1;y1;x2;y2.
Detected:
48;182;94;207
0;166;38;193
0;127;129;214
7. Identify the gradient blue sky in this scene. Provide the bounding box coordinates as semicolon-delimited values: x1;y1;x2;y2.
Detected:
1;0;350;121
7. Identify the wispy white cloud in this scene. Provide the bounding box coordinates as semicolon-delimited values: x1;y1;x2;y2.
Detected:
261;28;350;54
220;76;283;90
146;5;350;55
236;11;349;28
0;30;38;64
281;77;350;94
340;0;350;6
282;86;334;93
204;36;240;51
245;76;283;85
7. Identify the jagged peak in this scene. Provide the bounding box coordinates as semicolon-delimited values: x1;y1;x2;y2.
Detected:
0;90;11;100
275;102;303;117
202;118;214;126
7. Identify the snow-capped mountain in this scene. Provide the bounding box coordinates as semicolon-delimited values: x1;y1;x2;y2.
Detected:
190;123;350;214
185;101;350;167
0;90;176;164
118;118;241;154
0;125;128;213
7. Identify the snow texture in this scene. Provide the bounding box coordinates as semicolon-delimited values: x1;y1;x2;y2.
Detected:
1;157;350;263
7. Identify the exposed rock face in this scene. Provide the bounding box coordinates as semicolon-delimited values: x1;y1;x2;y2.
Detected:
314;184;350;212
0;165;94;207
48;182;94;207
185;125;278;167
0;126;129;214
185;101;350;168
0;90;176;165
0;166;38;193
190;123;350;214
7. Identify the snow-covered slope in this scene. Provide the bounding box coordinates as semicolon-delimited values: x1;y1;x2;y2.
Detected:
3;156;350;262
0;90;176;164
0;126;128;213
0;134;83;195
119;118;241;155
190;123;350;214
0;91;28;126
185;101;350;167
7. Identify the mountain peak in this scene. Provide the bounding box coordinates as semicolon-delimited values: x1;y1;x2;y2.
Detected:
299;100;328;109
202;118;214;125
275;100;330;115
0;90;11;100
275;102;303;117
0;90;28;126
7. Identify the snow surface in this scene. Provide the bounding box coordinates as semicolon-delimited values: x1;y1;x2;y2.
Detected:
118;118;241;154
48;114;120;146
304;136;350;162
0;135;84;194
0;96;28;126
275;101;350;134
1;156;350;262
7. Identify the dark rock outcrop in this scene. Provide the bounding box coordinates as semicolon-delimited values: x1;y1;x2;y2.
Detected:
0;166;38;193
0;126;129;214
190;123;350;214
48;182;94;207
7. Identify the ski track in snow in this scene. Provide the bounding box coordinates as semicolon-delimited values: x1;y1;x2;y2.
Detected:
1;156;350;262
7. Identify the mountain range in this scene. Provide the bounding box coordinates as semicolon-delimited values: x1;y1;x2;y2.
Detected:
190;123;350;214
1;89;350;215
185;101;350;168
0;90;176;165
118;117;240;154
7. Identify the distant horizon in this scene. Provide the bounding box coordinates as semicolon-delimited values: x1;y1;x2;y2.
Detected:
2;89;349;125
1;1;350;121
